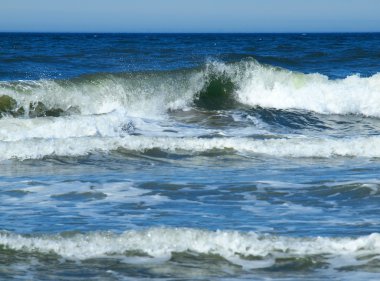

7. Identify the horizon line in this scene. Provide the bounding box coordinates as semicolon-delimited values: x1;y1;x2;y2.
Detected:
1;31;380;34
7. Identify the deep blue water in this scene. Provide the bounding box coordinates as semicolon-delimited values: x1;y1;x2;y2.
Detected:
0;33;380;280
1;33;380;80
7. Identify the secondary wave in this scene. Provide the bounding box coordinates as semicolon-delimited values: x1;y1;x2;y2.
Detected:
0;228;379;270
2;134;380;161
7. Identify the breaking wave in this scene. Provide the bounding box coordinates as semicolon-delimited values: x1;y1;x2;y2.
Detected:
1;59;380;118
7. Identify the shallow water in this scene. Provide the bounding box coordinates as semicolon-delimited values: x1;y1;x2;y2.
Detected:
1;33;380;280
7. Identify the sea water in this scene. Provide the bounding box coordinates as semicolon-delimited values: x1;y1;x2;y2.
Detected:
0;33;380;280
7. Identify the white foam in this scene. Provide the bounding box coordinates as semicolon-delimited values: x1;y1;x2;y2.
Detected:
231;61;380;116
0;228;379;269
2;135;380;161
0;111;127;142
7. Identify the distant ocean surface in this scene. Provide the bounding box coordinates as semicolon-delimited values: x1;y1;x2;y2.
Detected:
1;33;380;280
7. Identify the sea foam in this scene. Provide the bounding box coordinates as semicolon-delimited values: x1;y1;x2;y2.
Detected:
234;61;380;116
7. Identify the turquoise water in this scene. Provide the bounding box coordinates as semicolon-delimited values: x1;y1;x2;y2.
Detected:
1;33;380;280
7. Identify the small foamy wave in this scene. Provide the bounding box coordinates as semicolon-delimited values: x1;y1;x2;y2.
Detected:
0;228;379;270
2;135;380;160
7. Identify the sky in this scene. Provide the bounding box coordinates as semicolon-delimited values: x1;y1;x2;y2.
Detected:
1;0;380;33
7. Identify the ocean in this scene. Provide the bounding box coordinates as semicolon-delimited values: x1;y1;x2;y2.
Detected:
0;33;380;280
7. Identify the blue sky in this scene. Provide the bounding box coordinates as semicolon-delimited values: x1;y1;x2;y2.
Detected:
1;0;379;32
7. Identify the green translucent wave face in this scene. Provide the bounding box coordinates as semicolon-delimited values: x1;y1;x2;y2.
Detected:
0;95;69;118
0;95;17;115
194;73;238;110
